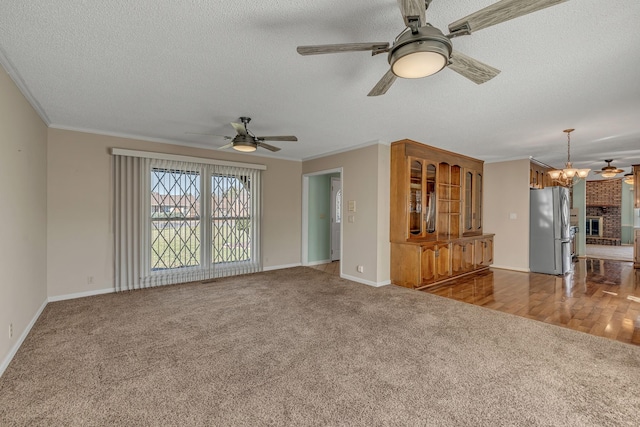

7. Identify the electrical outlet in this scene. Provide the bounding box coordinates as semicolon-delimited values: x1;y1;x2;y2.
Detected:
87;276;94;285
9;323;13;339
357;265;364;273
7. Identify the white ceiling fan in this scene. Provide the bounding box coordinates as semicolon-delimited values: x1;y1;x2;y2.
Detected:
297;0;569;96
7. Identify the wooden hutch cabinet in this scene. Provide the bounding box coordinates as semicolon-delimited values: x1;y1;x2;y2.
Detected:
390;139;494;289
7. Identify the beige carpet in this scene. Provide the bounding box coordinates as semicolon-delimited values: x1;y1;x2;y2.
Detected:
585;244;634;261
1;267;639;426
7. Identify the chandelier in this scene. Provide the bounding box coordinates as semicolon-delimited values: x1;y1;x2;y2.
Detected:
548;129;590;187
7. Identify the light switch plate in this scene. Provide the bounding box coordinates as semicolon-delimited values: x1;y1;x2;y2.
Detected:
348;200;356;212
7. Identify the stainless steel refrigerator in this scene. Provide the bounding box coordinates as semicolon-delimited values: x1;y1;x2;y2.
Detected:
529;186;572;275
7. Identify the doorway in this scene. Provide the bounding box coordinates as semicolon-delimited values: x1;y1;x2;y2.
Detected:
582;178;635;262
302;168;342;274
330;177;341;261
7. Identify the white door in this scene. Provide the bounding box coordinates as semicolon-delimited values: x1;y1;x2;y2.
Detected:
330;177;341;261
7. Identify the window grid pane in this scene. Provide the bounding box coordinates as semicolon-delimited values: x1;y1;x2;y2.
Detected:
211;175;252;264
150;168;201;270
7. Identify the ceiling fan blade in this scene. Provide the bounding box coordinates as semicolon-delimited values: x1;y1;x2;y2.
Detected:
297;43;390;56
448;0;568;35
230;122;248;136
257;136;298;142
185;132;232;140
398;0;426;28
367;69;397;97
257;142;281;152
447;50;500;84
218;142;234;150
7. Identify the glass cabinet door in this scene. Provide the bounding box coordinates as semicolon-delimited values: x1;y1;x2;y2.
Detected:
408;159;436;238
464;171;473;231
409;159;422;236
425;164;436;233
476;172;482;230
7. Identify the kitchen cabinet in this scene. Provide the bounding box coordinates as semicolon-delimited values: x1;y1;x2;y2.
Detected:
390;139;494;289
530;161;555;189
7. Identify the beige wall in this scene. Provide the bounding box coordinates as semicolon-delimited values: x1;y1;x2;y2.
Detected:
46;129;302;297
484;159;530;271
0;65;48;370
302;143;390;286
376;144;390;282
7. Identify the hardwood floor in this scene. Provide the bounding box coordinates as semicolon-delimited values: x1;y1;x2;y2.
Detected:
310;257;640;345
422;258;640;346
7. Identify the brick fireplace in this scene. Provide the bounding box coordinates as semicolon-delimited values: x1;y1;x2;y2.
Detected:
585;179;622;245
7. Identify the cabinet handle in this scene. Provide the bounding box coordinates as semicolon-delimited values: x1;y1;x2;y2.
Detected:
435;250;439;257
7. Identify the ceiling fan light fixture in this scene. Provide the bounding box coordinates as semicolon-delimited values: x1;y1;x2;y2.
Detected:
232;137;257;152
624;173;634;185
389;26;451;79
601;171;617;178
391;48;447;78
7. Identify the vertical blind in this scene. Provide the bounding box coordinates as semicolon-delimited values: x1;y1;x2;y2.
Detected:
113;149;264;291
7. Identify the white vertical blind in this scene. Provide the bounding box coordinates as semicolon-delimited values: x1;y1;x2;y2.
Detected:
113;155;148;291
113;151;263;291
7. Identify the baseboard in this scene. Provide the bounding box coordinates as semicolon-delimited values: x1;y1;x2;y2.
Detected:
340;273;390;287
48;287;114;302
490;265;531;273
262;263;302;272
0;298;47;378
305;259;331;266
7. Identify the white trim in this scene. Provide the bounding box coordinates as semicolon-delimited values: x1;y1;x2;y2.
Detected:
490;265;531;273
301;175;309;265
48;287;114;302
302;140;385;161
0;47;51;125
340;273;390;287
306;259;333;266
262;263;302;271
0;299;48;378
302;168;343;268
303;167;342;177
111;148;267;170
50;124;303;162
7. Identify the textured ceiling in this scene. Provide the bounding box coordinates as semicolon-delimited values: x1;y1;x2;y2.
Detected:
1;0;640;178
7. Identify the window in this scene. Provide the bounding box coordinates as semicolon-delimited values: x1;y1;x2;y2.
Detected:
113;150;264;291
211;174;252;264
147;162;261;278
150;168;201;271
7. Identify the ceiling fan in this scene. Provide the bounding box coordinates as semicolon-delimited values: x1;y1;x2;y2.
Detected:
189;117;298;153
297;0;569;96
593;160;624;178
